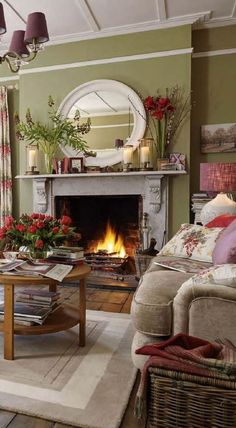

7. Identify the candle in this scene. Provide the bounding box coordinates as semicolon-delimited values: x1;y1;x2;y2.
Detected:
28;149;36;167
123;147;133;164
140;146;150;163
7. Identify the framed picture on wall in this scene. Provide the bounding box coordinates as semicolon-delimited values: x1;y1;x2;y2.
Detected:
201;123;236;153
69;157;84;173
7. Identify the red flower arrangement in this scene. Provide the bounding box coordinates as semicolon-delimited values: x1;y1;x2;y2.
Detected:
143;86;191;158
0;213;80;255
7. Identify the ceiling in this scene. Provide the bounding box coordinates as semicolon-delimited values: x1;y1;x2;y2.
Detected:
0;0;236;54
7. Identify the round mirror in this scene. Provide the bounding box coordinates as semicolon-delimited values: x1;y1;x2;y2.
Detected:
58;79;146;167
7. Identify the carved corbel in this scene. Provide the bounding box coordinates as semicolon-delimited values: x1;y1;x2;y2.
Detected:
34;178;48;213
146;177;162;213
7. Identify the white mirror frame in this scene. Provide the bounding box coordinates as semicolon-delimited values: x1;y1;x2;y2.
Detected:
58;79;146;167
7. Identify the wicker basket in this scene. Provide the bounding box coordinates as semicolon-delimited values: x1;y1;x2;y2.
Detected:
134;254;153;278
148;367;236;428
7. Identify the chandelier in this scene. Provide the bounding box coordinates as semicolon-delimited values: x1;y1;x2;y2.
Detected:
0;2;49;73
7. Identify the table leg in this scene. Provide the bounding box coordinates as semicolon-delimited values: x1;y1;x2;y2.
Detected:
79;278;86;346
4;284;14;360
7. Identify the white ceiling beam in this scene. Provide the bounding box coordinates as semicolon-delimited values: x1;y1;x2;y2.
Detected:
155;0;167;21
75;0;100;32
3;0;26;24
231;0;236;17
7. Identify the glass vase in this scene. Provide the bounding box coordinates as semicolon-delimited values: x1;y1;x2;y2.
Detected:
44;152;54;174
29;248;49;261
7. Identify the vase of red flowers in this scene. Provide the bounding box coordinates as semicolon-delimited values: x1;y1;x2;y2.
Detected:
0;213;80;260
143;86;191;168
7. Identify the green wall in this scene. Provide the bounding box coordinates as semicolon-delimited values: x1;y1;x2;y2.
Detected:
191;25;236;209
2;25;192;237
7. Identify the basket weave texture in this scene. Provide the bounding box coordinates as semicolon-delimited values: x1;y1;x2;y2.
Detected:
148;367;236;428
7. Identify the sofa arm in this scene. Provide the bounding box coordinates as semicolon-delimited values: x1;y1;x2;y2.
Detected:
173;280;236;342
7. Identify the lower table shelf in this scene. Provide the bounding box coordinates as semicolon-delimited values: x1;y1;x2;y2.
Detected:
0;304;80;336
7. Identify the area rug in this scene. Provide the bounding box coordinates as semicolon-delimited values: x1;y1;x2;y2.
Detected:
0;310;136;428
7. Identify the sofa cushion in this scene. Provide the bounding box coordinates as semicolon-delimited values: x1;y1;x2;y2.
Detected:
159;223;223;262
213;219;236;264
131;268;192;336
206;214;236;228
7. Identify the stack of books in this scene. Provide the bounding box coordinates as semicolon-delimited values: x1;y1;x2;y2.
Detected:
191;193;213;224
47;246;84;265
0;289;60;326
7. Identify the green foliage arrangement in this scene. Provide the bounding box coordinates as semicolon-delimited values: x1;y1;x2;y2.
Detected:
15;96;91;173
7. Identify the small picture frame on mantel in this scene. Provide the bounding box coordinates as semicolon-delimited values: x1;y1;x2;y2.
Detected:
69;157;84;173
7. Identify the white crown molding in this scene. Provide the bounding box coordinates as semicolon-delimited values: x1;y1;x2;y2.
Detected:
195;16;236;29
193;47;236;58
18;47;193;76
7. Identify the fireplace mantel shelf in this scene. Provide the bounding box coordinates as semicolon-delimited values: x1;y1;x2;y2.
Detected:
16;170;186;179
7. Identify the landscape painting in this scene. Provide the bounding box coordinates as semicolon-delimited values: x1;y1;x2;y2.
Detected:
201;123;236;153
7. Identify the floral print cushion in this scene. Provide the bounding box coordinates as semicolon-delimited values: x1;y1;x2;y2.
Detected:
159;223;223;262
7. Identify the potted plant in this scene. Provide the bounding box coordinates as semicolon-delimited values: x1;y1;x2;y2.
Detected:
15;96;91;174
0;213;80;259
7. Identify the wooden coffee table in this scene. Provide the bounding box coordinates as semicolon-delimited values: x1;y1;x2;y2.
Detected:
0;263;91;360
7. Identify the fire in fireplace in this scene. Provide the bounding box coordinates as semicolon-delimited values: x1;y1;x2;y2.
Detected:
55;194;141;286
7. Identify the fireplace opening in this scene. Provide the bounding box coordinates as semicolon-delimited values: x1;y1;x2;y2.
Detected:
55;195;142;287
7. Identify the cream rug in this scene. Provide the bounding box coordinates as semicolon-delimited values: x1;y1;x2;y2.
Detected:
0;310;136;428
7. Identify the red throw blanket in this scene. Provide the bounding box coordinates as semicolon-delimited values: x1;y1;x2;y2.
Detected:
135;333;236;419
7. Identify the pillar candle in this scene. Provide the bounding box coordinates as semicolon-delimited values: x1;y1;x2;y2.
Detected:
140;146;150;163
123;147;133;164
28;149;36;167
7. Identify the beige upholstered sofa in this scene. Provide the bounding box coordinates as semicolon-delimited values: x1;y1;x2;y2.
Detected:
131;223;236;368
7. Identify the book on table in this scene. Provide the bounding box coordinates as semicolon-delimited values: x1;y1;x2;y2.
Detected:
0;260;73;282
51;247;84;259
154;255;212;273
0;303;52;325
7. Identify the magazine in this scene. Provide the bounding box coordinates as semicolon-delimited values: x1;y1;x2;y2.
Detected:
0;260;73;282
154;255;212;274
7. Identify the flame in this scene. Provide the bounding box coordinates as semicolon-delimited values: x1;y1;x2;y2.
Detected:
95;222;126;257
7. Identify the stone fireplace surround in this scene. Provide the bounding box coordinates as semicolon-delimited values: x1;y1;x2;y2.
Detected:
17;171;185;251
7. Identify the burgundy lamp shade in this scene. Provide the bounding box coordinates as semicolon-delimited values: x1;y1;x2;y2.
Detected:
0;2;6;35
24;12;49;44
200;163;236;192
9;30;29;58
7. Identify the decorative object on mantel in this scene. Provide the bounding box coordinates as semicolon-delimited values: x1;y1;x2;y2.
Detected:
69;157;84;173
15;96;91;174
25;144;39;175
0;4;49;73
0;213;80;260
139;138;153;170
140;86;191;169
169;152;186;171
123;145;134;172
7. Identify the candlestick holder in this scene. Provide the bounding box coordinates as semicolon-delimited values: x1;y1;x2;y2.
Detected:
25;144;39;175
139;138;154;171
123;145;133;172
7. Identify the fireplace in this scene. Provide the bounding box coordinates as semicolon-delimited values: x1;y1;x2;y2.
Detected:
55;195;141;256
30;172;171;286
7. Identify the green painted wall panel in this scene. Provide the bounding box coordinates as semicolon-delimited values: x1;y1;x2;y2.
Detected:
193;25;236;53
191;52;236;199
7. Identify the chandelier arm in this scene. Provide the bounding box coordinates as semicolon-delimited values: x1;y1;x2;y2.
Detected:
26;51;37;63
2;52;20;73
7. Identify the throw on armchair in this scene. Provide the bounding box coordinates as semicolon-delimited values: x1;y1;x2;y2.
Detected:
131;222;236;369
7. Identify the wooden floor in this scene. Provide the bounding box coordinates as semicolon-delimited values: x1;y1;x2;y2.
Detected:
0;284;145;428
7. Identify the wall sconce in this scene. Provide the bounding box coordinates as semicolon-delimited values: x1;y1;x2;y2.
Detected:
123;145;133;172
25;144;39;175
139;138;153;170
